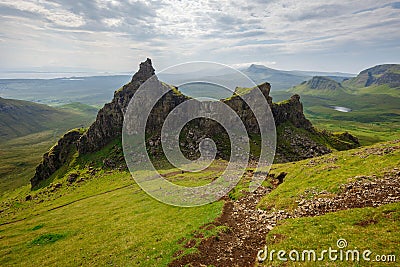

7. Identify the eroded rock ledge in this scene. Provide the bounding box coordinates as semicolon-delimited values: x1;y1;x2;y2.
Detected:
30;58;359;188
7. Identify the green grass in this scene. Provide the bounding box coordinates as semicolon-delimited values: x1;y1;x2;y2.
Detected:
259;140;400;211
256;140;400;266
59;102;99;116
0;131;66;194
260;202;399;266
0;138;398;266
0;169;224;266
31;233;67;245
0;101;97;194
310;119;399;146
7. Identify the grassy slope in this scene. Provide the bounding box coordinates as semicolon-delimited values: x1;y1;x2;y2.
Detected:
257;140;399;266
260;141;399;211
260;203;399;266
0;147;225;266
0;102;97;193
0;99;96;141
1;140;398;266
0;172;223;266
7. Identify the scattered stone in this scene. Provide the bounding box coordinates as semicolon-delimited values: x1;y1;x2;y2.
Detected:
67;173;79;183
169;167;400;267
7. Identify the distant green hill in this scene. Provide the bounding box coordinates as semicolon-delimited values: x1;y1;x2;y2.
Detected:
0;99;97;192
272;64;400;145
0;98;97;141
343;64;400;88
289;64;400;96
290;76;345;96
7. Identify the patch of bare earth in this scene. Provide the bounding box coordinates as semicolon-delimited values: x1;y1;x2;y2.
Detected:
169;168;400;267
169;186;273;267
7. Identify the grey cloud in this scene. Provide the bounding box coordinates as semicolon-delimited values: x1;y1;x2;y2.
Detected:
354;1;400;14
0;0;165;41
1;0;399;73
285;4;344;21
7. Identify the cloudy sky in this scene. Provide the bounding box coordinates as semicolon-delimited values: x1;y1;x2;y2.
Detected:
1;0;399;75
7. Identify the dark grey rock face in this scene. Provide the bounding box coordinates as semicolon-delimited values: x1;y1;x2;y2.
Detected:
353;64;400;87
31;59;359;187
31;129;82;188
271;94;313;130
78;58;156;154
306;76;343;90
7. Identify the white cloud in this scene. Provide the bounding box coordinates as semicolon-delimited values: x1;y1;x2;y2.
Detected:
0;0;85;27
103;18;123;27
0;0;399;73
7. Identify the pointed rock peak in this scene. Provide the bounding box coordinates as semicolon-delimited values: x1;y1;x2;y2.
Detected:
290;94;301;102
248;64;269;72
131;58;155;83
257;82;271;95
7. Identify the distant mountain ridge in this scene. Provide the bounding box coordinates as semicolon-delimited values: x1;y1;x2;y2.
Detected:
242;64;309;90
343;64;400;88
0;75;131;106
289;64;400;95
242;64;354;90
304;76;343;90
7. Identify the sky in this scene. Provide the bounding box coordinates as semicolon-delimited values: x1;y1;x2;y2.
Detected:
0;0;400;75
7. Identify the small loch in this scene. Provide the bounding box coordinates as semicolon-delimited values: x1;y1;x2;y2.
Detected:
331;106;352;113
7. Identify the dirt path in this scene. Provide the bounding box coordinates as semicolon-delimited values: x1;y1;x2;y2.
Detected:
169;186;273;267
169;168;400;267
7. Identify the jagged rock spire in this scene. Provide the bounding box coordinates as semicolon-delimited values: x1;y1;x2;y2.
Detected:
78;58;157;155
131;58;155;83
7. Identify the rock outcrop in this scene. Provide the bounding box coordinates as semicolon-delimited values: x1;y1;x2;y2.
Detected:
31;129;82;188
348;64;400;88
31;58;359;188
305;76;343;90
78;58;156;154
271;94;313;129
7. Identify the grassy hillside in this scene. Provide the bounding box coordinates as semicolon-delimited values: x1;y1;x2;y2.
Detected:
0;139;398;266
260;140;399;211
0;100;97;193
260;203;399;266
257;140;399;266
0;172;223;266
0;98;97;141
0;142;225;266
